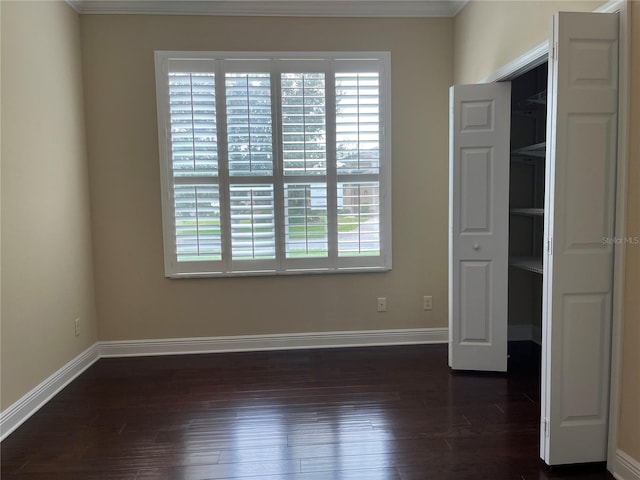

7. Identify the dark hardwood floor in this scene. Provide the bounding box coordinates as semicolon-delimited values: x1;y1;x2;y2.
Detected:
1;343;613;479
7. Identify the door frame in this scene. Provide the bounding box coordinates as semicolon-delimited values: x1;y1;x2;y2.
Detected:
476;0;630;470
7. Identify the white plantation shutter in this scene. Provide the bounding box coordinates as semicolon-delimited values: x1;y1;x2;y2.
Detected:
155;52;391;277
337;182;381;257
224;72;277;266
230;184;276;261
281;73;327;175
165;64;223;271
226;73;273;176
336;72;380;175
284;183;329;259
169;72;218;177
281;72;330;262
335;71;382;258
174;184;221;262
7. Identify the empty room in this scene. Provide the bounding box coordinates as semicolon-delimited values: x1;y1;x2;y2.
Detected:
1;0;639;479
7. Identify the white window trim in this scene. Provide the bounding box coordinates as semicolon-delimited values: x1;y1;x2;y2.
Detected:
155;51;392;278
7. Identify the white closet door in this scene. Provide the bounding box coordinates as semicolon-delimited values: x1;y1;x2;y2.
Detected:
542;11;619;465
448;83;511;372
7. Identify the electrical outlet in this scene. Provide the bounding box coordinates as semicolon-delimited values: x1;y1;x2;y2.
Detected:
423;296;433;311
74;318;80;337
377;297;387;312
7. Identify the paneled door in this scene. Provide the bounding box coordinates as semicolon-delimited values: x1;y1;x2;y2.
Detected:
541;11;619;465
448;82;511;372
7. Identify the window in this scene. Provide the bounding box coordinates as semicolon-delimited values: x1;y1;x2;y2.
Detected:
155;51;391;277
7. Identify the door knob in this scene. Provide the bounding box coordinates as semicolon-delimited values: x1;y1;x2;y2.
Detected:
473;243;480;250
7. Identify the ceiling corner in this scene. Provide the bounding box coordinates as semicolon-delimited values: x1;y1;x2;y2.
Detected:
449;0;469;17
65;0;83;14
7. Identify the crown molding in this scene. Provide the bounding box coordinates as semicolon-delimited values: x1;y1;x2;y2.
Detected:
65;0;468;17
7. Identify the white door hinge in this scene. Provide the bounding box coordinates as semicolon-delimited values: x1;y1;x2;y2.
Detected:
547;237;553;255
544;418;550;438
552;42;558;61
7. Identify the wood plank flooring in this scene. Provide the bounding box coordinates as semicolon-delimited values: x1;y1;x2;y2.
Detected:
1;343;613;479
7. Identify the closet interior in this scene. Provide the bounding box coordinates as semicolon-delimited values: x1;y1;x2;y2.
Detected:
508;62;548;350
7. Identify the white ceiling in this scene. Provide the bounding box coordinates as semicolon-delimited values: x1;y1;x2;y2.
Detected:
66;0;469;17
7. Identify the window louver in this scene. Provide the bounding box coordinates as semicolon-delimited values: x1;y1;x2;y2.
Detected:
335;72;380;175
174;185;221;262
226;73;273;176
230;184;276;260
281;73;327;175
169;72;218;177
285;183;328;258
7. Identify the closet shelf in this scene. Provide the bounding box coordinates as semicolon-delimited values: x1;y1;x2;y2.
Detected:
510;257;544;275
510;208;544;217
518;90;547;108
512;142;546;158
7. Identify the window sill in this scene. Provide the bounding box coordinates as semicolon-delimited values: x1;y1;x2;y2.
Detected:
165;265;392;279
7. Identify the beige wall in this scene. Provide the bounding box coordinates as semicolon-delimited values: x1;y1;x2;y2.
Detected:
619;0;640;462
1;1;98;410
454;0;606;84
80;15;453;341
454;0;640;465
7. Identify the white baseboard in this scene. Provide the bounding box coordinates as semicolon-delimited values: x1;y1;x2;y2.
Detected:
613;450;640;480
0;344;100;441
98;328;449;357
